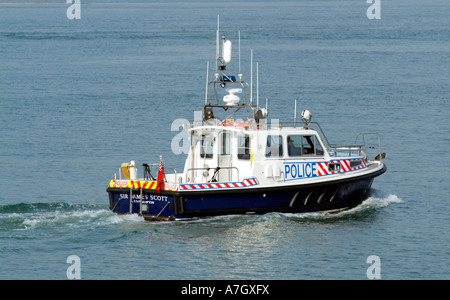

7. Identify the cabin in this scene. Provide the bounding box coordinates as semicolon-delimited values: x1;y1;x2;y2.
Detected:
182;121;331;186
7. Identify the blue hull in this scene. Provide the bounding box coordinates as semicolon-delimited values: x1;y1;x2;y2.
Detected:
107;165;385;220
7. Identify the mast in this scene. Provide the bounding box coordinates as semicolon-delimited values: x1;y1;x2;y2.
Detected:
203;18;268;124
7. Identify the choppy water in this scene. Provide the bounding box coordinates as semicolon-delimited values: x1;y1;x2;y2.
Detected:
1;0;449;280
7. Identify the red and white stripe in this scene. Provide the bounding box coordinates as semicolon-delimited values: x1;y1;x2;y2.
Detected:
341;160;351;172
317;158;367;176
180;178;258;190
317;162;329;176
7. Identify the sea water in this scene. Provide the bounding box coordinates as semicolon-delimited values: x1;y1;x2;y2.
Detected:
0;0;449;279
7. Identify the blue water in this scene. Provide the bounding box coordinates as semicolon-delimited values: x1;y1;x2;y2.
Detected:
1;0;449;280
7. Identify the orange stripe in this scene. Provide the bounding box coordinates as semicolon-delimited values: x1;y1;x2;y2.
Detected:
143;182;157;189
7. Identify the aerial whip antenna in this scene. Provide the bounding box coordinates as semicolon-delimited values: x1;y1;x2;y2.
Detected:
215;15;219;71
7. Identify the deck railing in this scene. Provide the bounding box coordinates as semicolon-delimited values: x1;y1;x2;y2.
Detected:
114;163;179;183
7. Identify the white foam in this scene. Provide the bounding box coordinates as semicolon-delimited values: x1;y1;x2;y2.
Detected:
260;192;403;222
19;208;144;230
359;193;403;209
16;193;402;229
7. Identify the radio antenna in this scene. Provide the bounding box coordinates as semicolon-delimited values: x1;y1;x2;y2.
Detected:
215;15;219;71
294;98;297;126
256;62;259;108
250;49;253;106
205;61;209;105
238;30;241;75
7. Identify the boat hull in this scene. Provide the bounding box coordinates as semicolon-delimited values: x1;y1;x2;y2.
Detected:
107;164;386;220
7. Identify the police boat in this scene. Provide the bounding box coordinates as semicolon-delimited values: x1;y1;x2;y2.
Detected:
106;24;386;221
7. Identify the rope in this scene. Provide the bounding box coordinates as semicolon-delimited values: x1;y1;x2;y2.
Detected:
156;201;170;218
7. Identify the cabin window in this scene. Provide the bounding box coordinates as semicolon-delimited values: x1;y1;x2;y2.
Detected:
221;133;230;155
287;135;302;156
350;160;363;168
302;135;324;156
200;135;214;159
266;135;283;157
238;134;250;160
287;135;324;156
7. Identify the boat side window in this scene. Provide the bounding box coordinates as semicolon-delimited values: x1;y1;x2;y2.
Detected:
200;135;214;159
266;135;283;157
350;160;362;168
287;135;324;157
287;135;303;157
237;134;250;160
301;135;324;156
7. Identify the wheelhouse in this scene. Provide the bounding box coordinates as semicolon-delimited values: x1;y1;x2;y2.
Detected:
183;122;334;184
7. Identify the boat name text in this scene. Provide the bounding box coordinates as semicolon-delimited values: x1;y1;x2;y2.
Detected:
119;193;169;202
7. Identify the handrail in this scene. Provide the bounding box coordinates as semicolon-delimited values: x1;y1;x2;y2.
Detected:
354;132;383;161
185;166;240;183
328;144;364;157
115;163;179;182
180;120;383;161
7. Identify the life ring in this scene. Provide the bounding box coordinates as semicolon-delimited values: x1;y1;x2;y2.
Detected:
221;121;235;127
220;118;260;130
221;118;235;127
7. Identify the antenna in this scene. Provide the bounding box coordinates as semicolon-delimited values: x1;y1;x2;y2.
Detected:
205;61;209;105
215;15;219;71
256;62;259;108
238;30;241;75
250;49;253;105
294;98;297;126
265;97;269;118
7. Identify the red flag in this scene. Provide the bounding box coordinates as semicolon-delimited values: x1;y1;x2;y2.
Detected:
156;159;165;194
